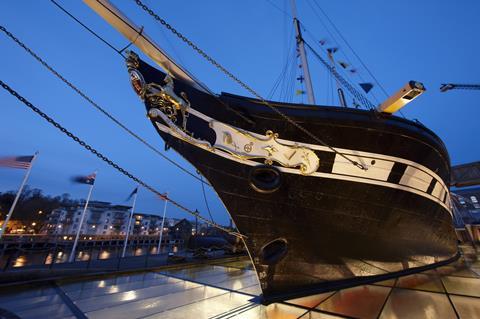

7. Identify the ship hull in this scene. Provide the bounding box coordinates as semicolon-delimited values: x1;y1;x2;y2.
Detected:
128;54;458;301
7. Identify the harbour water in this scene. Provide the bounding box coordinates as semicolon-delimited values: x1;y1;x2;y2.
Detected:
4;245;164;269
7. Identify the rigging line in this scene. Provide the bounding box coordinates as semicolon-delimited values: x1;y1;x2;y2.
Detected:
156;23;187;69
304;35;384;107
268;38;293;99
0;80;244;239
300;3;382;105
303;29;382;106
0;25;210;187
52;1;253;125
279;49;294;101
133;0;367;171
301;31;409;118
267;64;286;99
118;26;144;54
284;45;297;102
200;175;215;224
286;54;297;103
326;68;331;105
269;23;295;100
264;0;291;18
304;40;376;111
310;0;390;98
49;0;124;57
265;0;381;106
264;0;383;106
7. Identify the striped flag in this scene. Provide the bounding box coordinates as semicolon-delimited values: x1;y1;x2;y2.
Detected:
0;155;34;169
71;172;96;185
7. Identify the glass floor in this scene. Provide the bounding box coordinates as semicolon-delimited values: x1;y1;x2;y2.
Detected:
0;245;478;318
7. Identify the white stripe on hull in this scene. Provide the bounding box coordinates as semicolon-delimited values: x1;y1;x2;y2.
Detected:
154;114;452;216
189;108;449;193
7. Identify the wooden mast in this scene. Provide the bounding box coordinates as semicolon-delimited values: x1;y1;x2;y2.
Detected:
83;0;211;94
290;0;316;104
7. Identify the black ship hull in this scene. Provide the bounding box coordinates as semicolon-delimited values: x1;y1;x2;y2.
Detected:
127;53;458;301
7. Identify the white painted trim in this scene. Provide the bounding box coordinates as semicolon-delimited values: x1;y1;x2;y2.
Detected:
400;166;433;192
189;108;449;195
332;154;394;182
154;121;452;216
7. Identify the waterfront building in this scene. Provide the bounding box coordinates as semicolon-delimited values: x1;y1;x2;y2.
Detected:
42;201;191;237
453;187;480;224
452;187;480;243
44;202;171;236
44;201;130;235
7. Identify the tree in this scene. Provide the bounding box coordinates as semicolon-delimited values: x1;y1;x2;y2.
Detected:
0;187;78;234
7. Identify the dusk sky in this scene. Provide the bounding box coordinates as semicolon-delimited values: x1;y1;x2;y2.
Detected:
1;0;479;225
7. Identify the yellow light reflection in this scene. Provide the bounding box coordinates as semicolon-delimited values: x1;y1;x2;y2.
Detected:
121;290;137;301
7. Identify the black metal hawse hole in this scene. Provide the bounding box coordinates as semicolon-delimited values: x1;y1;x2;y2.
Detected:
260;238;288;265
249;165;282;193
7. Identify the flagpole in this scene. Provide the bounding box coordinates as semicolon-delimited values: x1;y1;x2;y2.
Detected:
157;194;168;254
0;152;38;240
122;187;139;258
69;174;96;263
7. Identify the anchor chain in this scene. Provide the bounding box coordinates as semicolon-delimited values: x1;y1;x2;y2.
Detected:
0;80;245;239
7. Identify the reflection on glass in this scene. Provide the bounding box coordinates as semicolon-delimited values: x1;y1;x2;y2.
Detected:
0;245;478;319
44;253;53;265
121;290;137;301
442;276;480;297
230;303;306;319
135;248;143;256
372;278;396;287
379;288;456;318
306;311;347;319
450;295;480;318
99;250;110;260
396;274;445;292
286;291;335;308
13;255;26;267
79;251;90;261
55;251;67;263
108;286;120;294
317;285;390;319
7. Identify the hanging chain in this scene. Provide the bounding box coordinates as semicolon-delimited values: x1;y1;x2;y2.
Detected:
132;0;366;170
0;24;210;186
0;80;244;239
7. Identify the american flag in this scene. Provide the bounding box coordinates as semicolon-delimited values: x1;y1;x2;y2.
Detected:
0;155;34;169
71;172;96;185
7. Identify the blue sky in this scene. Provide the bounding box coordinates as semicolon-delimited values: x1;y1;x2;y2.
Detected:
1;0;479;225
